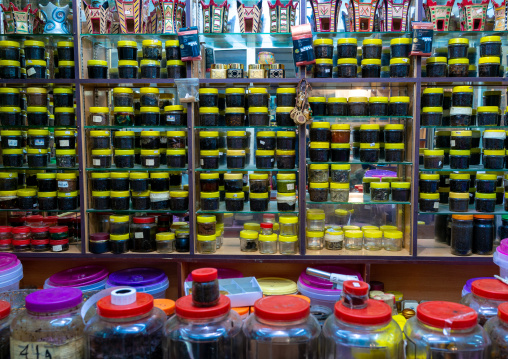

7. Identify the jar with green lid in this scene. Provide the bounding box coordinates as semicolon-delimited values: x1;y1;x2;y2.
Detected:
327;97;347;116
257;131;276;150
348;97;369;116
419;193;439;212
0;40;20;60
0;60;20;79
117;40;137;61
452;86;473;107
227;149;246;169
330;182;349;202
248;107;269;126
370;182;390;202
58;60;75;79
337;58;357;78
27;148;48;167
199;107;219;126
308;164;329;183
27;106;48;126
26;59;46;79
479;57;501;77
426;57;447;77
276;88;296;107
309;97;326;116
167;60;186;78
363;229;383;251
277;192;296;211
118;60;138;79
113;87;133;107
113;107;134;126
277;173;296;193
306;230;324;250
2;149;22;167
200;150;219;169
200;191;220;210
87;60;108;79
448;58;469;77
17;188;36;209
139;106;160;126
140;149;160;168
361;59;381;78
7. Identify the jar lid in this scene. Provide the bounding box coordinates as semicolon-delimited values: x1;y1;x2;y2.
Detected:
390;58;410;65
1;130;22;136
362;38;382;46
227;130;246;137
249;87;268;94
279;215;299;224
199;131;219;138
239;229;258;240
225;192;244;199
225;88;246;94
164;39;179;47
224;107;245;114
199;107;219;114
368;96;388;103
0;172;17;178
309;182;329;189
423;88;444;95
249;173;268;180
483;150;504;156
259;233;277;242
448;58;469;65
417;301;477;329
480;35;501;43
164;105;184;112
276;149;295;155
140;149;160;156
473;215;495;219
156;232;175;241
0;59;19;67
328;97;347;103
330;182;349;189
479;56;501;64
0;40;19;48
476;192;496;199
309;164;329;170
419;193;439;200
308;97;326;102
257;277;298;295
450;173;470;180
343;280;369;296
0;106;21;113
167;60;185;66
254;295;309;321
338;38;357;45
477;106;499;113
359;143;380;149
248;107;268;113
384;230;403;239
255;149;275;156
453;85;473;93
97;290;154;319
113;106;135;113
197;234;216;242
197;215;216;223
276;87;296;94
390;37;411;45
309;142;330;149
192;268;218;282
12;226;30;234
201;191;219;198
334;299;392;325
176;294;230;319
450;149;470;155
450;130;472;137
140;106;160;113
391;182;410;189
132;216;156;224
344;230;363;238
364;230;382;238
337;58;356;65
54;107;75;114
313;38;333;46
108;190;129;198
348;97;368;103
92;149;112;156
58;60;75;66
477;174;497;180
199;88;219;94
150;172;170;179
448;38;469;45
17;188;36;197
140;130;161;137
389;96;410;103
423;149;444;156
277;173;296;180
26;287;82;313
361;59;381;66
426;57;447;64
384;124;404;131
249;192;268;199
139;87;159;94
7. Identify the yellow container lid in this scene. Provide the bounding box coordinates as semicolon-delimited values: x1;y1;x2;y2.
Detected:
199;131;219;137
249;107;268;113
361;59;382;66
277;173;296;180
240;229;259;239
165;105;184;112
280;215;299;223
330;182;349;189
197;234;216;242
225;192;244;199
309;182;329;189
453;86;473;93
385;143;404;150
225;88;246;94
140;106;160;113
250;192;269;199
348;97;368;103
309;142;330;149
257;277;297;295
249;173;269;180
423;88;444;94
449;58;469;65
311;122;331;129
359;143;380;149
448;38;469;45
277;131;296;138
331;164;351;170
363;39;382;46
227;131;246;137
426;57;447;64
249;87;268;94
478;57;501;64
200;173;219;180
259;233;277;242
480;36;501;43
200;150;219;156
117;41;137;47
422;106;443;113
200;192;219;198
200;107;219;114
420;193;439;200
276;88;296;94
390;58;410;65
477;106;499;113
364;230;382;238
369;96;388;103
424;149;444;156
476;192;496;199
360;124;380;130
338;38;357;45
331;124;350;130
384;230;403;239
308;97;326;102
371;182;390;189
337;58;356;65
389;96;410;103
328;97;347;103
313;39;333;46
345;230;363;238
391;182;410;189
390;38;411;45
477;174;497;180
279;235;298;242
449;192;469;199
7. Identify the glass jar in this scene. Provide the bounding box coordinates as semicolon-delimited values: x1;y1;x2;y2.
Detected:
226;150;246;169
331;143;350;162
359;143;380;162
139;106;160;126
330;125;350;145
423;149;444;169
150;191;170;210
309;142;330;162
388;96;410;116
327;98;347;116
473;215;495;255
259;233;278;254
167;60;186;78
225;107;246;126
330;183;349;202
27;106;49;125
309;97;326;116
248;87;269;107
389;58;410;78
308;164;329;183
419;193;439;212
450;150;470;169
383;124;404;143
248;192;268;211
156;232;175;253
479;56;501;77
344;230;363;250
362;38;382;59
448;37;469;59
383;230;403;251
324;228;344;250
118;60;137;79
110;234;129;254
139;149;160;168
367;97;388;116
306;230;324;250
450;214;474;256
58;60;75;79
239;229;258;252
337;38;357;58
279;235;298;254
275;107;294;127
113;107;134;126
405;301;489;358
348;97;368;116
130;216;156;252
109;215;129;235
450;130;472;150
484;130;506;150
450;173;470;193
276;149;296;169
314;38;333;58
91;149;112;168
0;40;19;60
475;192;496;213
277;192;296;211
309;182;329;202
363;229;383;250
391;182;410;202
225;192;244;211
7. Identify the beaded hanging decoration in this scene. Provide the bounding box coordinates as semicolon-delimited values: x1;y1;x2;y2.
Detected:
290;78;312;125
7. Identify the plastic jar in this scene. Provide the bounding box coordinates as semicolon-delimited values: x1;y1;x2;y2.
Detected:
87;60;107;79
448;37;469;59
164;105;186;126
450;173;470;193
367;97;387;116
247;192;268;212
0;88;19;107
389;58;410;78
475;193;496;212
199;173;219;193
0;106;21;126
225;88;246;108
110;233;129;254
368;182;389;202
199;107;219;126
326;97;347;116
423;149;444;169
113;87;133;107
448;192;469;212
328;124;350;144
225;191;244;211
277;192;296;211
226;149;245;169
91;190;110;210
405;301;489;358
25;59;45;79
247;107;268;126
277;173;296;193
308;164;329;183
337;38;357;58
477;106;499;126
0;130;21;150
383;125;404;144
0;40;19;60
118;60;137;79
337;58;357;78
426;57;447;77
238;229;258;252
362;39;382;59
314;38;333;58
484;150;505;169
477;174;496;193
315;59;333;78
419;193;439;212
26;106;48;126
130;216;156;252
0;190;16;209
113;107;134;126
382;230;402;251
306;230;324;250
485;302;508;358
0;59;20;79
258;233;277;254
91;149;112;168
308;97;326;116
390;38;411;58
279;235;298;254
359;143;380;162
452;86;473;107
274;131;295;151
226;131;247;150
461;278;508;325
329;182;348;202
388;96;410;117
309;142;330;162
422;88;444;108
361;59;381;78
384;143;404;162
448;58;469;77
344;230;363;250
200;192;219;211
0;172;17;191
449;150;470;169
248;87;269;107
348;97;368;116
166;60;185;78
58;60;75;79
308;182;329;202
479;57;501;77
117;40;137;61
2;148;22;167
449;130;472;150
390;182;410;202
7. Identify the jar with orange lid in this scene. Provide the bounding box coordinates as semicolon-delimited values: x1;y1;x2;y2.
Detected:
451;215;473;256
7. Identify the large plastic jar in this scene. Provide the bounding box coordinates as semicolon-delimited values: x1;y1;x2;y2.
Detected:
244;295;320;358
10;287;84;358
485;302;508;357
85;288;166;358
461;278;508;325
323;299;403;357
405;301;490;358
164;295;243;358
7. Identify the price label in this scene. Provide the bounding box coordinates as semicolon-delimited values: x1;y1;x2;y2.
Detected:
93;159;101;166
287;184;294;190
146;159;154;166
93;115;103;123
135;232;143;238
58;181;69;188
7;140;17;146
27;67;36;76
434;202;439;209
60;140;70;147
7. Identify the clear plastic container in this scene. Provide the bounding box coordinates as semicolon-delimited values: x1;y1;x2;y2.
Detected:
460;278;508;326
243;296;320;358
279;235;298;254
345;230;363;250
164;295;243;358
10;287;85;358
485;302;508;358
306;211;325;232
280;215;298;236
323;299;403;357
85;288;166;358
405;301;490;358
240;229;258;252
306;230;324;250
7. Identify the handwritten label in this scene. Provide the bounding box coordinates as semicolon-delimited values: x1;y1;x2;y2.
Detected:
58;181;69;188
146;159;154;166
434;202;439;209
287;184;294;190
11;337;84;359
93;159;101;166
135;232;143;238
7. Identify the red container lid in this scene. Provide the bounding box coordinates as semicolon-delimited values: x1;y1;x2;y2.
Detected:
49;226;68;233
25;215;43;223
8;216;25;224
498;302;508;323
0;226;11;234
0;301;10;320
43;216;58;223
97;292;153;319
334;299;392;325
157;215;171;222
343;280;369;296
260;222;273;229
58;216;73;224
50;239;69;245
471;279;508;301
192;268;217;282
90;233;109;241
176;295;230;319
31;226;49;233
12;226;30;234
254;295;310;322
0;240;11;245
13;240;30;245
133;216;156;224
417;301;477;330
263;214;275;219
31;239;49;245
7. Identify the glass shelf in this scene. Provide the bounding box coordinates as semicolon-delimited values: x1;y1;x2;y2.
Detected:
85;126;188;130
307;199;410;205
431;31;508;47
421;126;508;130
311;116;410;123
194;126;299;130
306;160;412;166
87;209;187;214
86;166;188;172
421;77;508;85
0;165;79;171
195;166;297;172
0;209;80;213
419;166;508;172
197;201;297;214
0;126;74;130
313;31;412;40
418;203;507;215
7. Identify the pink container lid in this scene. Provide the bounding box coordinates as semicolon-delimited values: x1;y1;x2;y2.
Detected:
48;265;108;287
299;266;363;293
185;267;243;282
497;239;508;256
0;253;20;272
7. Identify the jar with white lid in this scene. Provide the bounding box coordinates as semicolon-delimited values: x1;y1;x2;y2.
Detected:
164;295;243;358
323;299;403;357
85;288;166;358
324;228;344;250
404;301;490;358
10;287;85;358
461;278;508;326
243;296;320;358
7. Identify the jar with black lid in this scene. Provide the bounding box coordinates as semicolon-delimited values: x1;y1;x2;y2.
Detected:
479;57;501;77
484;130;506;150
450;107;472;126
426;57;447;77
27;148;48;167
422;88;444;107
2;149;23;167
421;107;443;126
0;87;19;107
450;173;470;193
91;149;112;168
0;60;20;79
477;106;499;126
226;150;246;169
309;142;330;162
225;107;246;126
359;124;380;143
87;60;108;79
164;105;186;126
337;38;357;58
92;191;110;210
361;59;381;78
91;172;110;192
227;131;247;149
249;107;269;126
17;189;36;210
276;88;296;107
368;97;388;116
225;88;246;107
0;172;17;191
310;122;330;142
140;149;160;168
199;107;219;126
359;143;380;162
362;39;382;59
167;60;186;78
118;60;138;79
452;86;473;107
450;130;472;150
0;41;20;60
117;40;137;61
58;61;75;79
113;131;135;149
327;97;347;116
348;97;368;116
200;150;219;169
309;97;326;116
27;106;48;126
314;38;334;58
388;96;410;116
336;58;357;78
389;58;410;78
165;40;181;60
110;190;130;210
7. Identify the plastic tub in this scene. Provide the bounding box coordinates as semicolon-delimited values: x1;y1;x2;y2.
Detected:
494;239;508;278
462;277;495;297
106;267;169;299
185;267;243;282
44;265;109;292
0;253;23;292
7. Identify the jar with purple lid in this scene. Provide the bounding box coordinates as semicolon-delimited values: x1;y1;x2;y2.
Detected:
106;267;169;299
10;287;85;358
46;265;109;291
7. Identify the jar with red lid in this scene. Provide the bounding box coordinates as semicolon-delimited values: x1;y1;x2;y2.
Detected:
43;216;59;227
25;215;43;227
49;226;68;240
12;239;30;252
0;226;11;241
461;278;508;325
164;295;243;358
244;296;320;357
85;288;166;358
31;239;50;252
131;216;156;252
50;238;69;252
12;226;30;241
31;226;49;240
404;301;490;358
191;268;219;307
485;302;508;357
0;300;9;357
8;215;24;227
0;238;11;251
323;298;403;357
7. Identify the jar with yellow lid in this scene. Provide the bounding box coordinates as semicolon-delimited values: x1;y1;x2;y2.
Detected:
110;233;129;254
54;149;76;168
58;60;75;79
240;229;258;252
109;214;130;235
477;106;500;126
117;40;137;61
306;210;324;232
348;97;368;116
250;192;269;211
197;234;217;254
390;38;411;58
58;191;79;210
259;233;278;254
391;182;410;202
118;60;137;79
363;229;382;250
113;87;133;107
315;59;333;78
200;191;220;211
25;59;46;79
87;60;108;79
370;182;390;202
423;149;444;169
248;107;269;126
389;58;410;78
199;107;219;126
276;87;296;107
167;60;186;78
426;57;447;77
0;40;20;61
113;107;134;126
306;230;324;250
330;182;349;202
142;39;162;60
0;172;17;191
479;57;501;77
362;38;382;59
279;235;298;254
314;38;333;59
308;164;329;183
419;193;439;212
26;148;48;168
325;228;344;250
361;59;381;78
0;60;20;79
225;192;244;211
327;97;347;116
140;149;160;168
452;85;474;107
337;38;358;58
309;182;329;202
165;40;180;61
88;107;109;126
156;232;175;253
277;192;296;211
344;230;363;250
140;59;160;79
308;97;326;116
277;173;296;193
226;149;246;169
0;102;21;126
131;190;150;210
334;209;350;226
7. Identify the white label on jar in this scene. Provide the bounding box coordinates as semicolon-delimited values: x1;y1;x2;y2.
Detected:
93;159;101;166
271;158;274;162
93;115;103;123
287;184;294;190
369;143;375;147
167;115;175;122
146;159;154;166
450;107;472;116
260;140;265;145
60;140;70;147
434;202;439;209
353;282;360;287
27;67;36;76
11;338;84;359
58;181;69;188
438;161;442;167
324;68;330;73
135;232;143;238
445;178;450;184
34;139;44;146
450;140;456;146
200;159;204;166
7;140;17;146
53;245;63;252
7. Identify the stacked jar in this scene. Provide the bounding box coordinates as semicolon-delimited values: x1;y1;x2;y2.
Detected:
196;215;217;253
0;40;21;79
389;38;411;78
277;173;296;212
313;39;334;78
478;35;502;77
421;88;444;126
306;208;327;250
